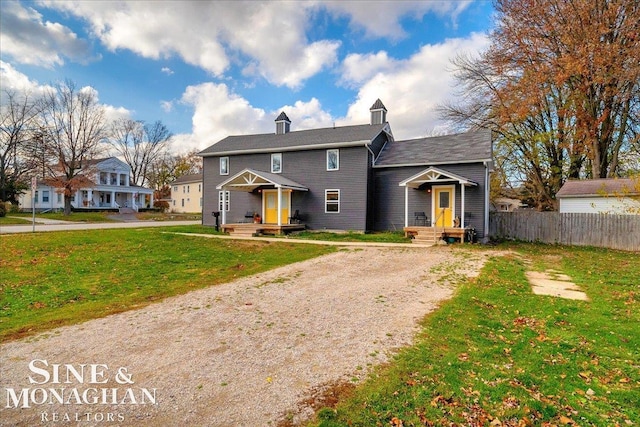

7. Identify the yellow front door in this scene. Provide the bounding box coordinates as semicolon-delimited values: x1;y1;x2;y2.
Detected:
434;187;453;227
264;190;290;224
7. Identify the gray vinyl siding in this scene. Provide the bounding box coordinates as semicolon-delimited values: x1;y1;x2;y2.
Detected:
372;163;488;237
203;146;371;231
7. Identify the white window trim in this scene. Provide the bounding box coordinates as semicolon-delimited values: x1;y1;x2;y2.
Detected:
327;149;339;171
325;189;340;213
271;153;282;174
220;157;229;175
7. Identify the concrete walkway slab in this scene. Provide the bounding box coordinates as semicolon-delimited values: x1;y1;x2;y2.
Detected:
525;270;589;301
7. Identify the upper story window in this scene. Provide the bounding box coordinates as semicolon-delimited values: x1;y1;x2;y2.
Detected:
187;185;190;193
327;149;339;171
220;157;229;175
271;153;282;173
173;186;178;193
99;172;108;185
198;184;201;193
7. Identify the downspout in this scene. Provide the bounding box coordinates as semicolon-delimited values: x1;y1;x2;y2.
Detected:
484;161;490;242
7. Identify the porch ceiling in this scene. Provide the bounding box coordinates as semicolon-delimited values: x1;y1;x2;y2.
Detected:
399;166;478;189
216;168;308;192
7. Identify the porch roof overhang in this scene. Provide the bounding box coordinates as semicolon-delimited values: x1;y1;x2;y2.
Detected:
216;168;308;192
399;166;478;189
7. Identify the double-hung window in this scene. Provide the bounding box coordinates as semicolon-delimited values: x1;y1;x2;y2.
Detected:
327;149;339;171
325;189;340;213
220;157;229;175
271;153;282;173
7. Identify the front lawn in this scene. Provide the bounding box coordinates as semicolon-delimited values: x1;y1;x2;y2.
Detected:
309;243;639;426
8;211;118;222
0;228;334;341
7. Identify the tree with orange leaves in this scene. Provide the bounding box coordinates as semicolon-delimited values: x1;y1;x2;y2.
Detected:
442;0;639;210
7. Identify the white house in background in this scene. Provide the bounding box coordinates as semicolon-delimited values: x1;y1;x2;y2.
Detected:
19;157;154;212
556;178;640;214
491;197;524;212
170;173;202;213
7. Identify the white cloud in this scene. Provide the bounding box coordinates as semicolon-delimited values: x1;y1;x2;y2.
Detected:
339;51;395;87
324;1;473;39
0;0;93;68
161;67;174;76
42;1;340;88
0;61;47;95
337;33;489;140
170;83;335;154
0;61;130;123
160;100;173;113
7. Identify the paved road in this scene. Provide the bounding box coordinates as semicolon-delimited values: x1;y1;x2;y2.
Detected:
0;220;201;234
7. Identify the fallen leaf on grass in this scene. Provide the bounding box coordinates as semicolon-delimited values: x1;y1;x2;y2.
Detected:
559;415;575;424
390;416;404;427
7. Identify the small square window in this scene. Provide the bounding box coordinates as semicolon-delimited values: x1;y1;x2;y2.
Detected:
325;189;340;213
271;153;282;173
327;149;339;171
220;157;229;175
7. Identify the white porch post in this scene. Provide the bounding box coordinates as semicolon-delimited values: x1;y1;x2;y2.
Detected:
150;193;154;208
87;190;93;206
111;191;116;207
461;183;466;228
75;190;80;207
277;186;282;226
404;186;409;228
221;189;227;225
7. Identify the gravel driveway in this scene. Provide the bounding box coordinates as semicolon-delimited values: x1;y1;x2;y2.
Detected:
1;246;489;427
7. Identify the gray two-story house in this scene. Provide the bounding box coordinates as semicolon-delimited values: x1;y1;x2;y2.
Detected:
199;100;492;242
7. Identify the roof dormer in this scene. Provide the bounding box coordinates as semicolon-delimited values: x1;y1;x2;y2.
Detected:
275;111;291;135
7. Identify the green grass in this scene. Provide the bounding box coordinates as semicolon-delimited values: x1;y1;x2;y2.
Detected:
0;216;33;225
163;226;412;243
0;228;334;341
309;243;639;426
8;211;118;222
283;230;411;244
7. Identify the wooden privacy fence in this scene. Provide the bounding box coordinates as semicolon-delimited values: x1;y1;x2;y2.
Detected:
490;211;640;251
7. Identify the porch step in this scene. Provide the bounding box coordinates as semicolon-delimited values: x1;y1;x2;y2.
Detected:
119;207;135;214
412;235;436;244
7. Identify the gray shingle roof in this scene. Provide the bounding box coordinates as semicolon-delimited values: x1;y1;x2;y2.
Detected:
275;111;290;122
370;99;387;111
556;178;639;197
171;173;202;185
199;123;388;156
375;129;492;167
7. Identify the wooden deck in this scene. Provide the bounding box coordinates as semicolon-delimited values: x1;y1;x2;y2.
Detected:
221;223;306;237
404;226;467;244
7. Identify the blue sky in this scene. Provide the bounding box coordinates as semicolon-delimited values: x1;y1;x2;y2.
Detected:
1;0;494;153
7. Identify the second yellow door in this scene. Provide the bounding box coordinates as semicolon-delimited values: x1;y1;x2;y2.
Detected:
264;190;290;224
434;187;453;227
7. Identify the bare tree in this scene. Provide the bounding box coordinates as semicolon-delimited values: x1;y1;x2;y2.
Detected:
39;80;106;215
108;118;172;187
441;0;640;210
0;89;42;204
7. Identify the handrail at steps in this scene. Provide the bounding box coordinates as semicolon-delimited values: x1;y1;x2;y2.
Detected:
433;209;445;242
